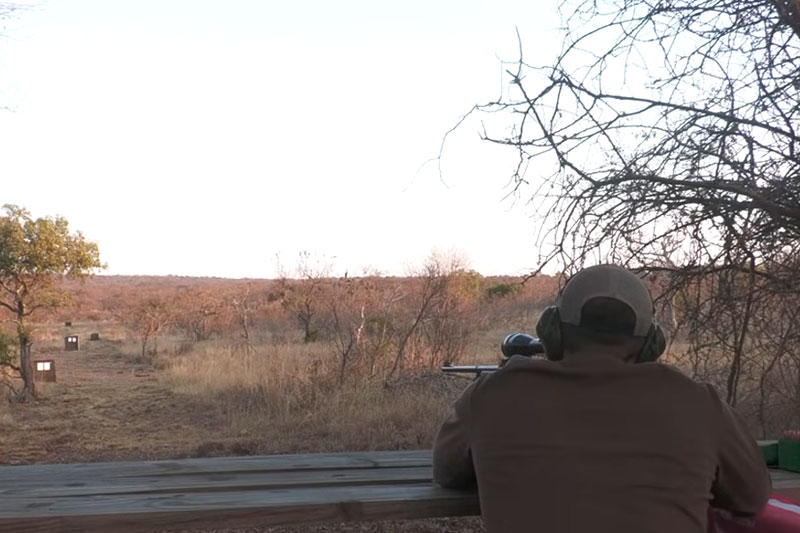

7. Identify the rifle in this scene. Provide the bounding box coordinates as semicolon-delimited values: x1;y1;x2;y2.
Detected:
441;333;545;376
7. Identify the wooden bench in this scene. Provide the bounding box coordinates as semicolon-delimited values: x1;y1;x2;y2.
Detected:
0;450;477;532
0;450;797;533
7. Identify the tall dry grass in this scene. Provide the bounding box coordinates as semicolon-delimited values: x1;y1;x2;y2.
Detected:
161;338;469;453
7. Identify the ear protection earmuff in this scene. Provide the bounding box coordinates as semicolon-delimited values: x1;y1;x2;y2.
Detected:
534;306;667;363
637;323;667;363
535;305;564;362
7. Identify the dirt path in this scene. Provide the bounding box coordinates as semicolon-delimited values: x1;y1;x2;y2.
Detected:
0;338;233;464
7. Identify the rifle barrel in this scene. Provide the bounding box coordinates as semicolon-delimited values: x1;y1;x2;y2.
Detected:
441;365;500;374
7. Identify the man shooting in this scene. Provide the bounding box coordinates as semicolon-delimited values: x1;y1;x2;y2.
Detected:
433;264;770;532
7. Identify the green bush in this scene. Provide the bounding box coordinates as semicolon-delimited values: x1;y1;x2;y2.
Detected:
0;330;17;369
485;283;519;299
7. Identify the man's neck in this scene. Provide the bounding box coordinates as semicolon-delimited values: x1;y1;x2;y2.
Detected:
563;346;635;365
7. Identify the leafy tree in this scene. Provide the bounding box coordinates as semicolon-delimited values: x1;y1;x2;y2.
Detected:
485;282;519;299
0;329;17;396
0;205;102;400
0;329;15;368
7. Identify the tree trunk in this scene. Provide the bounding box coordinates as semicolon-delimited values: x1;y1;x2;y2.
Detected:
16;334;35;401
15;297;35;401
726;258;757;406
301;313;314;343
388;294;436;380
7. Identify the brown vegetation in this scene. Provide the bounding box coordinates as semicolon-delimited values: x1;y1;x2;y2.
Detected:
0;264;554;532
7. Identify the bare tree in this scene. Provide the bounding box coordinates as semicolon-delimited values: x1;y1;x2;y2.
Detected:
276;252;333;343
173;288;222;342
360;282;403;378
230;284;261;355
323;275;366;384
125;296;172;361
388;250;472;378
448;0;800;422
447;0;797;276
422;268;484;369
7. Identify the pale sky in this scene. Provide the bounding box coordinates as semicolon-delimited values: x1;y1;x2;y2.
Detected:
0;0;562;278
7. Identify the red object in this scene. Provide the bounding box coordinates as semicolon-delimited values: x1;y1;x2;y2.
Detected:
709;495;800;532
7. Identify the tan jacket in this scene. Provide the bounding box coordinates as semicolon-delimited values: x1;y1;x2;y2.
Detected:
433;354;771;533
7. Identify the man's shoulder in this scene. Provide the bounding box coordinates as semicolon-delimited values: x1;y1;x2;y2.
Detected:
488;354;557;379
467;355;550;390
646;361;707;384
502;354;552;370
634;362;721;405
487;356;712;391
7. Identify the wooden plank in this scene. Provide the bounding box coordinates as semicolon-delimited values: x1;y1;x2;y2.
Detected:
2;450;432;484
0;484;480;533
0;466;433;498
769;468;800;500
9;466;797;497
772;479;800;490
770;469;800;482
0;452;468;532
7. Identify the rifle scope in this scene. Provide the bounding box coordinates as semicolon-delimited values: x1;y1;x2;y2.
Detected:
501;333;545;359
441;333;545;376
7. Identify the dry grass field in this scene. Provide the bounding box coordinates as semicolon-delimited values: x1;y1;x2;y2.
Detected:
0;320;486;532
1;325;233;464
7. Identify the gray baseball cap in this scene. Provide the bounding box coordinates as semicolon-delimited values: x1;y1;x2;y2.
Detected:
557;264;654;336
